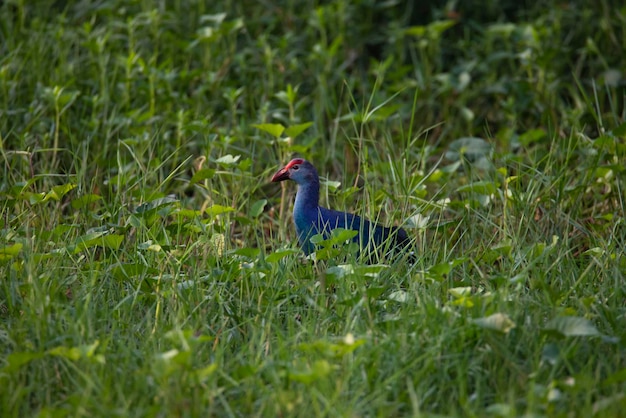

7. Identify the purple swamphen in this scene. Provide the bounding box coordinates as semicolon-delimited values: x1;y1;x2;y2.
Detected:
271;158;413;261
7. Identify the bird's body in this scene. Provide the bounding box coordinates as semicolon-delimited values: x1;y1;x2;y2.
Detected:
271;158;412;260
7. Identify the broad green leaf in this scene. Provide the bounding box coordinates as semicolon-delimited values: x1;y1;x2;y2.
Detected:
584;247;604;256
354;264;388;277
164;328;212;345
2;351;44;373
153;349;192;377
10;178;36;196
486;23;517;37
428;19;456;36
451;296;474;308
309;233;326;245
138;241;162;252
110;263;158;280
310;228;358;247
47;341;104;363
134;197;179;214
216;154;240;165
592;394;626;415
518;128;547;146
404;26;426;37
314;242;359;261
190;168;215;185
427;169;444;182
366;286;386;298
289;360;331;384
33;252;60;263
486;404;515;416
0;243;23;260
544;316;600;337
48;345;84;360
322;180;341;191
408;214;430;229
234;363;259;379
196;26;215;41
449;287;472;298
249;199;267;218
456;180;499;195
42;183;76;202
199;13;227;25
528;241;547;258
238;158;252;171
25;192;45;204
482;241;512;263
337;293;361;307
326;264;355;279
593;166;614;183
233;215;253;226
177;209;203;218
613;121;626;137
266;248;299;263
369;103;401;120
232;247;260;259
427;257;467;279
387;290;409;303
284;122;313;138
73;230;106;244
195;363;218;382
73;233;124;253
541;343;560;365
446;137;492;162
157;349;191;367
205;204;235;217
276;83;297;104
71;194;102;209
472;313;516;333
592;135;616;152
298;335;365;358
603;368;626;386
405;20;456;38
97;234;124;251
253;123;285;138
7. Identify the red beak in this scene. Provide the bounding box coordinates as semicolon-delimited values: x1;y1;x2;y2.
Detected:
271;167;290;182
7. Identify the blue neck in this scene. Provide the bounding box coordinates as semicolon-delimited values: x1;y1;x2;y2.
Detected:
293;178;321;254
294;179;320;215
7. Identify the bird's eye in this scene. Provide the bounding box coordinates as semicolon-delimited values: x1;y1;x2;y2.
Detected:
292;165;299;170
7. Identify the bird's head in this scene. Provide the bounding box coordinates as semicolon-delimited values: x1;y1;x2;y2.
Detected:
271;158;318;185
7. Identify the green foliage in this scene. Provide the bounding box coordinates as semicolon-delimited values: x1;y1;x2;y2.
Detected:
1;0;625;417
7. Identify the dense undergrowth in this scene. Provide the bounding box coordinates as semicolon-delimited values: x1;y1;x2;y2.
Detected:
1;0;625;416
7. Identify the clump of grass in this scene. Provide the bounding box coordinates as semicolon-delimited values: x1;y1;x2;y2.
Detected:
1;1;625;417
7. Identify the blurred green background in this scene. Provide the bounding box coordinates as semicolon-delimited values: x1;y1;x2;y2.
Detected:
1;1;625;417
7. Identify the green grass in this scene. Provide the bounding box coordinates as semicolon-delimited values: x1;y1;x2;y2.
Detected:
1;0;625;416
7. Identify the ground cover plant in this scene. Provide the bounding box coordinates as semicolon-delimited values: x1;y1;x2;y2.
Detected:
1;0;625;416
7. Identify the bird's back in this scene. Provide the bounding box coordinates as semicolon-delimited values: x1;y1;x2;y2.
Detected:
295;206;411;260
